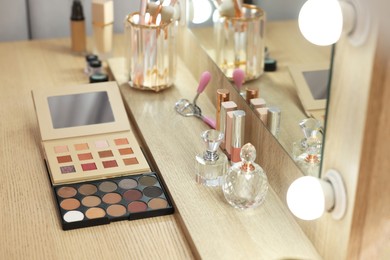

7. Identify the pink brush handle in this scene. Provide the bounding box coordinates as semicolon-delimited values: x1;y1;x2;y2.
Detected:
202;116;216;129
197;71;212;93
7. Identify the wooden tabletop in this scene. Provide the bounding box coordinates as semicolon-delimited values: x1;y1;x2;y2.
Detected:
0;23;321;259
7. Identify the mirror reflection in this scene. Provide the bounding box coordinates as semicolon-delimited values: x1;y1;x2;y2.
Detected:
186;0;332;177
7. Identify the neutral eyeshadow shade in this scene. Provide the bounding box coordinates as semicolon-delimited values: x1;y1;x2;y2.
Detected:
143;186;163;198
63;210;84;223
81;163;97;171
99;181;117;192
86;207;106;219
139;176;157;186
74;143;89;151
60;165;76;174
114;138;129;145
60;198;81;210
123;189;142;201
57;155;72;163
102;193;122;204
57;187;77;198
148;198;168;209
78;153;93;161
103;160;118;168
82;196;101;207
123;157;139;166
95;140;109;148
118;179;137;189
118;148;133;155
54;145;69;153
127;201;147;213
78;184;97;195
98;150;113;158
107;204;126;217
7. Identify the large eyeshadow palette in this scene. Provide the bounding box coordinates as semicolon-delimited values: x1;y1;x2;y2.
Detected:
54;172;173;230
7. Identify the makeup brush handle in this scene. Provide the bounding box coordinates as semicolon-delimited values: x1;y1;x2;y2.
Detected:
197;71;212;93
202;116;216;129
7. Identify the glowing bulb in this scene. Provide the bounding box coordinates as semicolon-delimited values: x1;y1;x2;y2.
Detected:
191;0;213;24
298;0;343;46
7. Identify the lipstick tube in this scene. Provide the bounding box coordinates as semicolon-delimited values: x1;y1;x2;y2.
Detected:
245;87;259;104
216;89;230;130
231;110;246;163
220;101;237;150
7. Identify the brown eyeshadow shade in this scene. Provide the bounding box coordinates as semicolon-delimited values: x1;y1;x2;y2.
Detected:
148;198;168;209
60;166;76;174
143;186;163;198
57;187;77;198
99;181;117;193
118;179;137;189
123;189;142;201
114;138;129;145
85;207;106;219
123;157;139;166
103;160;118;168
102;193;122;204
81;196;101;207
98;150;113;158
78;153;93;161
119;148;133;155
107;204;126;217
78;184;97;196
127;201;148;213
60;198;81;210
57;155;72;163
139;176;157;186
74;143;89;151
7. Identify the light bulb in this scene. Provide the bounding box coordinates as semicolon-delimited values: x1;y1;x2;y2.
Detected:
298;0;343;46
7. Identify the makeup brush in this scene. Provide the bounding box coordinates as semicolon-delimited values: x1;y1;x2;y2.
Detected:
139;0;147;25
233;68;245;90
147;2;174;24
193;71;212;109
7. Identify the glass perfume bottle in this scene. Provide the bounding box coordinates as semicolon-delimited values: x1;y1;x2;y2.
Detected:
222;143;268;209
195;130;228;187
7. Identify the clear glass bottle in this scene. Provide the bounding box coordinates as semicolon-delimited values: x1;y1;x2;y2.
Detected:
222;143;268;209
195;130;228;187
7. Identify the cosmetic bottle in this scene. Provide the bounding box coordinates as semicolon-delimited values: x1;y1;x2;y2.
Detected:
85;54;98;74
195;130;228;187
89;59;103;75
231;110;246;163
216;89;230;130
222;143;268;209
92;0;114;60
70;0;86;53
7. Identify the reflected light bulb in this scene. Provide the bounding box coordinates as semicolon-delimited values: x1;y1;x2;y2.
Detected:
298;0;343;46
191;0;213;24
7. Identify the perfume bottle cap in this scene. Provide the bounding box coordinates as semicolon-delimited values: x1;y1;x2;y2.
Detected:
240;143;256;171
201;130;224;161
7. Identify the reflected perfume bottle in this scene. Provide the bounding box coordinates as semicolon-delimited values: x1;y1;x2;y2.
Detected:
222;143;268;209
195;130;228;187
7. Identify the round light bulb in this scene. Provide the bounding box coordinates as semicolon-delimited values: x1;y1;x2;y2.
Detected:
191;0;213;24
298;0;343;46
286;176;326;220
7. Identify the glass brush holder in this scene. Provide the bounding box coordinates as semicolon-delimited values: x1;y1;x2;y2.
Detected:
222;143;268;209
195;130;228;187
214;4;266;82
124;13;177;92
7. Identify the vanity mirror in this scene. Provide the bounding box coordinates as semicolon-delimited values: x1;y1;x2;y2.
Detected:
185;0;333;177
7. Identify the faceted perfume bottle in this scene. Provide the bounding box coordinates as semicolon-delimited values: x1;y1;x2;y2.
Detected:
195;130;228;187
222;143;268;209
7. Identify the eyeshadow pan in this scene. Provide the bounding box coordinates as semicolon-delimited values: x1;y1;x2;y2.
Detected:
78;184;97;195
123;157;139;166
98;150;113;158
57;155;72;163
103;160;118;168
99;181;117;192
139;176;157;186
143;186;163;198
60;198;81;210
78;153;93;161
107;204;126;217
123;189;142;201
54;145;69;153
57;187;77;198
81;163;97;171
148;198;168;210
119;148;133;155
60;165;76;174
86;207;106;219
82;196;101;207
128;201;148;213
63;210;84;223
114;138;129;145
102;193;122;204
118;179;137;189
95;140;108;148
74;143;89;151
